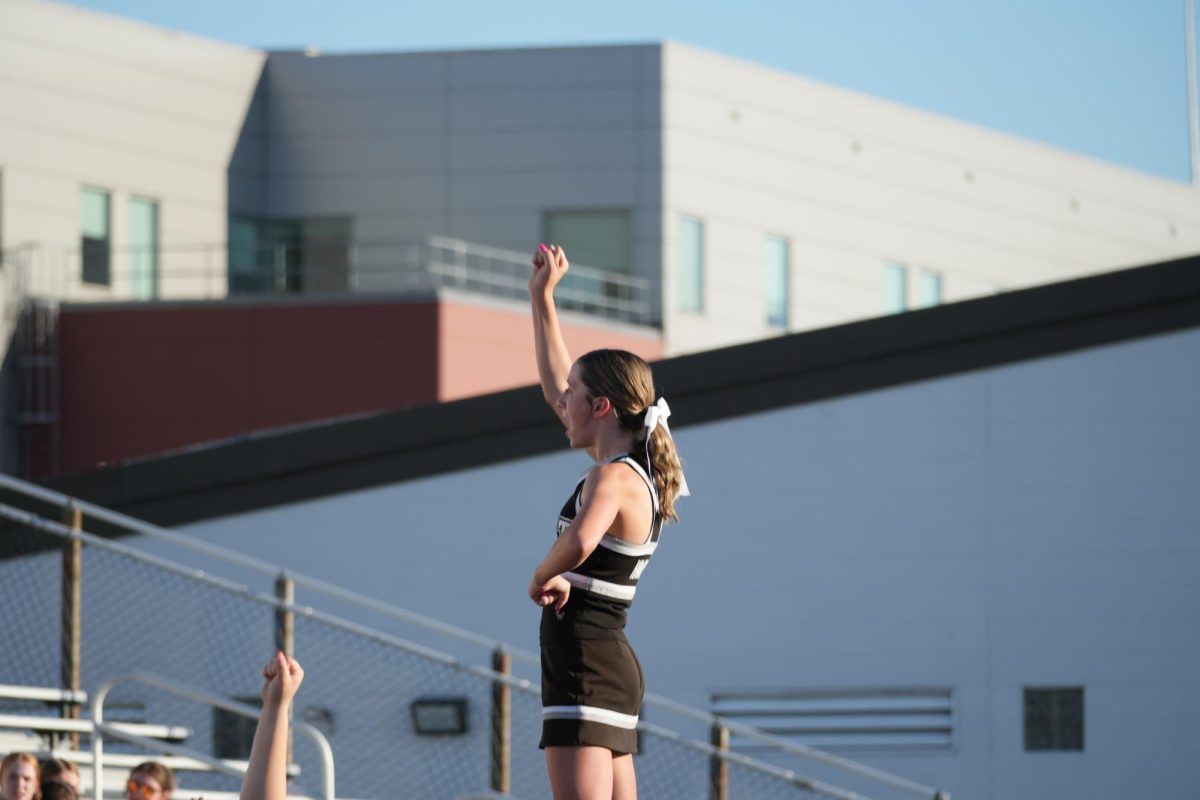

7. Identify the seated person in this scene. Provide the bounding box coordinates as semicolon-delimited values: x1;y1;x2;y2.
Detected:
39;760;79;796
38;784;75;800
0;753;39;800
125;762;173;800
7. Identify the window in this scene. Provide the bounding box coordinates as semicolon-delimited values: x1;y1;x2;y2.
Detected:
677;216;704;313
713;687;954;752
884;262;907;314
765;235;790;330
81;187;111;285
544;210;635;316
130;197;159;300
1024;687;1084;751
543;210;631;273
917;269;942;308
228;216;352;294
213;696;261;759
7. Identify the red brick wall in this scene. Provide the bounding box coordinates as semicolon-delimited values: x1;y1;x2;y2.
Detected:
56;298;663;474
59;301;440;473
438;302;663;401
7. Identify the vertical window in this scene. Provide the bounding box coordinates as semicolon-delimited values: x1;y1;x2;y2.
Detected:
544;210;632;273
213;696;261;759
885;261;907;314
129;197;159;300
81;187;111;285
677;216;704;313
229;216;267;293
765;235;790;330
1024;687;1084;752
917;269;942;308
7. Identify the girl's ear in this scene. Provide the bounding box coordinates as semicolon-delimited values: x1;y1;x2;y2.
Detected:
592;396;612;419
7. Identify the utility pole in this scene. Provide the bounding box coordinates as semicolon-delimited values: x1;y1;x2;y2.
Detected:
1188;0;1199;186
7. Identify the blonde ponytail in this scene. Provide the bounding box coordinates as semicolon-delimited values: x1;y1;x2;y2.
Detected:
646;423;683;522
577;349;686;523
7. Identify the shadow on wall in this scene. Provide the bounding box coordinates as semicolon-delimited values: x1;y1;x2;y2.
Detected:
225;63;355;296
2;300;60;480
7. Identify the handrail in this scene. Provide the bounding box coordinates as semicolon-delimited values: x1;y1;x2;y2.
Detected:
90;672;335;800
0;713;189;741
20;235;653;324
0;684;88;704
0;476;950;799
0;474;513;657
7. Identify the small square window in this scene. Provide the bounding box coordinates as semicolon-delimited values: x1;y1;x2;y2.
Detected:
544;210;632;274
1024;687;1084;752
213;696;261;759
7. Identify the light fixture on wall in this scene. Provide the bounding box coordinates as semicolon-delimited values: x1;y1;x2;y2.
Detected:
410;697;468;736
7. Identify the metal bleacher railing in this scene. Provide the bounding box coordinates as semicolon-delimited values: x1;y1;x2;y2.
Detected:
0;677;329;800
0;473;949;800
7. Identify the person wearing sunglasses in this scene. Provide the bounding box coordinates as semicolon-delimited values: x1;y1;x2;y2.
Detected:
125;762;173;800
119;653;302;800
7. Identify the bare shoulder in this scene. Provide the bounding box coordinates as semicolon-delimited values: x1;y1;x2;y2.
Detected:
582;461;643;497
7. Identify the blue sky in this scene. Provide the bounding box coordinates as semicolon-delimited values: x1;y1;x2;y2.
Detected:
66;0;1198;183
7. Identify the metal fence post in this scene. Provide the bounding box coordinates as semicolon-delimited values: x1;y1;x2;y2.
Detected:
710;724;729;800
275;572;295;763
490;646;511;794
61;500;82;750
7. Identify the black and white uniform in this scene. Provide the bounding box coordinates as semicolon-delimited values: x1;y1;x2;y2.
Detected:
539;454;663;754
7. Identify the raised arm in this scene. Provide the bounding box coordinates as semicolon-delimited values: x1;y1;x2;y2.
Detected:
240;652;304;800
530;244;573;416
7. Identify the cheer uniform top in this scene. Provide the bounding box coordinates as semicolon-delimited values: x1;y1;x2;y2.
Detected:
539;454;663;754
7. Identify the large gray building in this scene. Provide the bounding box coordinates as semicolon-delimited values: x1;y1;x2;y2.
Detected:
3;0;1199;355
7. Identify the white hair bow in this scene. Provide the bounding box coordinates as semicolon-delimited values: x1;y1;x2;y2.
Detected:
643;397;691;498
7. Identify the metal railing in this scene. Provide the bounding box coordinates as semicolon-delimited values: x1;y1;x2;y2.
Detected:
0;499;860;800
0;472;949;800
9;237;653;326
91;672;335;800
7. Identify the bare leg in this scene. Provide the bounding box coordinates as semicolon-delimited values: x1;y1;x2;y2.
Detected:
611;753;637;800
545;746;614;800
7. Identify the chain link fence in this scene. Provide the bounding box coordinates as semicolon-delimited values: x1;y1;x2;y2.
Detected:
0;505;838;799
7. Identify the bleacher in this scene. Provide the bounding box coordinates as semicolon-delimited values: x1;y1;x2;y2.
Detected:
0;683;314;800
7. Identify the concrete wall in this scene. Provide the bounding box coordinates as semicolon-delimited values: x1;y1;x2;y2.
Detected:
169;325;1200;799
0;0;266;299
660;43;1200;353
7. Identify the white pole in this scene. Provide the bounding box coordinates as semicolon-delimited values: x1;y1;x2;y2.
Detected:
1188;0;1200;186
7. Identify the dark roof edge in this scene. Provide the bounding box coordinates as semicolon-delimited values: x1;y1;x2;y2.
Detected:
44;254;1200;527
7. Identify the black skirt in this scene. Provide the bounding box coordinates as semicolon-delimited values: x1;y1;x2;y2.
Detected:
539;637;644;754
